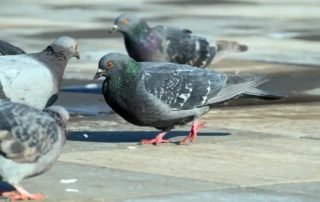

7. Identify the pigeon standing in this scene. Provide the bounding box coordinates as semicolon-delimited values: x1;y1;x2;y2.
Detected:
0;36;80;109
0;100;69;201
94;53;284;145
0;40;26;56
109;14;248;68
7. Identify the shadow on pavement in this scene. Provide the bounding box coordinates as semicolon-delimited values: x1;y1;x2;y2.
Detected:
67;131;230;143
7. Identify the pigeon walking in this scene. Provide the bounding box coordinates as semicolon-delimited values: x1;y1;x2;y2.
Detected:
94;53;284;145
0;100;69;201
109;14;248;68
0;40;26;56
0;36;80;109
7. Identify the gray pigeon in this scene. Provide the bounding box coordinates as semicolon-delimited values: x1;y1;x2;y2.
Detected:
0;36;80;109
0;100;69;201
109;14;248;68
94;53;284;145
0;40;26;56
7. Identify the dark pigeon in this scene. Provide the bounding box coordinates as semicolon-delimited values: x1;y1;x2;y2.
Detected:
109;14;248;68
94;53;284;145
0;100;69;201
0;36;80;109
0;40;26;56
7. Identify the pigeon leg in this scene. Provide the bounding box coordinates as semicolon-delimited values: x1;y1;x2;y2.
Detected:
179;120;205;145
140;131;169;145
9;185;45;201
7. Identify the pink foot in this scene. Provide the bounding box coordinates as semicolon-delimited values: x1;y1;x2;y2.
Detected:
179;120;205;145
140;132;169;145
0;190;17;197
9;185;45;201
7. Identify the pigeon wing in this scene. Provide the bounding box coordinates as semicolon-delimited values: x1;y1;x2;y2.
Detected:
0;103;59;163
139;62;227;110
152;26;213;68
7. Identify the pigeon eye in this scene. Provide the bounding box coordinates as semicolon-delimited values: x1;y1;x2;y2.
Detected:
74;44;78;50
122;19;127;24
106;61;113;68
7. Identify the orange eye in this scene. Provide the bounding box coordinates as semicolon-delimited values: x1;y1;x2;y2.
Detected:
122;19;127;24
74;44;78;50
106;61;113;68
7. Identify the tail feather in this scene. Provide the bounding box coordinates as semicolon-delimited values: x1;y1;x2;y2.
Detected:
217;40;249;52
208;74;270;104
210;40;249;64
241;88;286;100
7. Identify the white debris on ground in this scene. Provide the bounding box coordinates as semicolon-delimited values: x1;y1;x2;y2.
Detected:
65;189;79;193
60;179;78;184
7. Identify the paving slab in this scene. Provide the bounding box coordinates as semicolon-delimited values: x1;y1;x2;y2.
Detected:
109;187;320;202
59;136;320;187
0;161;230;202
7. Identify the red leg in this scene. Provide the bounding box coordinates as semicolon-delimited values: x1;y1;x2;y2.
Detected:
9;185;45;201
140;131;169;145
179;120;205;145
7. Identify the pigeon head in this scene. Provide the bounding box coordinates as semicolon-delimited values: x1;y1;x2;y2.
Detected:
110;14;148;35
94;53;140;80
49;36;80;60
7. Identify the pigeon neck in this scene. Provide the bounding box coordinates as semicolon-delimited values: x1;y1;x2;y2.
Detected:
40;45;69;85
107;61;141;94
127;21;151;41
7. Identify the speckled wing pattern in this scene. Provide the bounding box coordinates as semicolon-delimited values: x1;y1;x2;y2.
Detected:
152;26;214;68
140;62;227;110
0;101;59;163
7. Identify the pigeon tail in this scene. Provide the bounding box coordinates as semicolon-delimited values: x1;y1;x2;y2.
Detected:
209;40;248;65
241;88;286;100
216;40;249;53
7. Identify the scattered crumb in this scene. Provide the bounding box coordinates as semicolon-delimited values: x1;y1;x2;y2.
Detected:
66;189;79;192
127;146;137;149
60;179;78;184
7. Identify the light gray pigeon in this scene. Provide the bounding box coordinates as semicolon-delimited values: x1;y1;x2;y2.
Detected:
0;36;80;109
94;53;284;145
109;14;248;68
0;40;26;56
0;100;69;201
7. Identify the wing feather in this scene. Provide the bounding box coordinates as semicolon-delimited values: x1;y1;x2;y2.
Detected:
0;102;59;163
140;62;227;110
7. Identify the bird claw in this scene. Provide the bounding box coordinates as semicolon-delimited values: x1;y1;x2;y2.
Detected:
0;191;17;197
9;193;45;201
140;138;169;145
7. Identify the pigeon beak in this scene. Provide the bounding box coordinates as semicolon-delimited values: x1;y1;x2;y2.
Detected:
74;51;80;59
94;69;104;80
108;25;118;33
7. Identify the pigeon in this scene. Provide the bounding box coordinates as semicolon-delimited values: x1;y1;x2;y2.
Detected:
94;53;284;145
0;40;26;56
0;36;80;109
109;14;248;68
0;100;69;201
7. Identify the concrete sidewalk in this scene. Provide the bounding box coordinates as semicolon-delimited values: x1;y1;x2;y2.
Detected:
1;102;317;202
